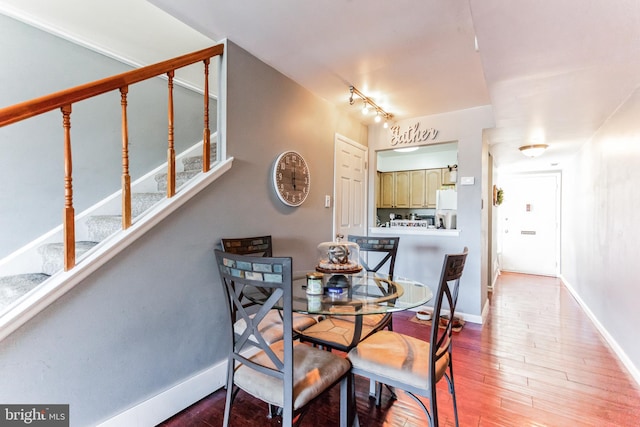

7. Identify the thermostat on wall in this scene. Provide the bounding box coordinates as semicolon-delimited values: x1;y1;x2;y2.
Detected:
460;176;475;185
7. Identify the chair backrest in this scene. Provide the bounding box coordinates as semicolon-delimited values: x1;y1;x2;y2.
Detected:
429;247;468;376
347;235;400;279
221;235;273;257
214;249;294;394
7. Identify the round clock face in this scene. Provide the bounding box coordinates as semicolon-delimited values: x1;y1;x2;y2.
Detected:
272;151;310;207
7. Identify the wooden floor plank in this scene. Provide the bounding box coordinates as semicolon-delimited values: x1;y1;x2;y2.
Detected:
157;272;640;426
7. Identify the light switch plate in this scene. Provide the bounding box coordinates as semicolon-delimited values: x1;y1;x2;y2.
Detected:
460;176;475;185
324;195;331;208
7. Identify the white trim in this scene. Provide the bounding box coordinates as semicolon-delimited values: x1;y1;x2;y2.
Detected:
0;158;233;343
96;363;226;427
480;297;490;324
408;306;483;325
560;275;640;387
490;267;501;290
217;39;228;161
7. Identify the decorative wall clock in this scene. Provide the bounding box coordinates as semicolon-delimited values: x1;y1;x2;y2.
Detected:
272;151;310;207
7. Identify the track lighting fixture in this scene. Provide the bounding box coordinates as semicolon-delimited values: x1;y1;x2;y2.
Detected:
349;85;393;126
362;101;369;115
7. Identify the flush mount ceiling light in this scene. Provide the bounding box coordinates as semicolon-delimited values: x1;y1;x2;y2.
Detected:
349;85;393;126
393;146;419;153
519;144;549;158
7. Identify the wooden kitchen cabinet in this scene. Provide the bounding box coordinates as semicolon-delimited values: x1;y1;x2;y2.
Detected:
379;172;395;208
441;168;451;184
379;171;410;208
380;168;442;208
394;171;410;208
409;168;442;208
410;170;426;208
426;169;441;208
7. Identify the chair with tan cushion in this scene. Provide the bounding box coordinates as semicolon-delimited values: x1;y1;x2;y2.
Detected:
214;250;354;426
299;236;400;353
221;236;318;343
347;247;468;427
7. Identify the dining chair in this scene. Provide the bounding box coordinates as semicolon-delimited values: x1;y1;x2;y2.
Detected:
213;250;354;426
221;236;318;344
298;236;400;353
347;247;468;427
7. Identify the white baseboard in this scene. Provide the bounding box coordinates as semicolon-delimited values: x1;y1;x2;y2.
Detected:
408;305;483;324
481;297;490;324
560;275;640;387
96;361;226;427
490;268;501;291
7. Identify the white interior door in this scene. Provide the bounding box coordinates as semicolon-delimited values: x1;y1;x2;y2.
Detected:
333;134;367;241
498;173;560;276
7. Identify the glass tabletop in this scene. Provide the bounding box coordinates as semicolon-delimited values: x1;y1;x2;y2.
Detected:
244;270;433;316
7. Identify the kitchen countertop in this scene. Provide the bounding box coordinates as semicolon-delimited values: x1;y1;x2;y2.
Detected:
370;227;460;237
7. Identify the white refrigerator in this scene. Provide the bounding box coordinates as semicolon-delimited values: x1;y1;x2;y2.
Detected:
436;189;457;229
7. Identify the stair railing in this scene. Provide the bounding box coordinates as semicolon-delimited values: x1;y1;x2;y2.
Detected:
0;44;224;272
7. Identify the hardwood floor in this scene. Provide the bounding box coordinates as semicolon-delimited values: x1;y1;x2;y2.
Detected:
158;273;640;426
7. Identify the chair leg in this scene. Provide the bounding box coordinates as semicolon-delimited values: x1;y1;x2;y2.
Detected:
405;391;432;426
340;376;348;426
448;364;460;427
344;374;360;427
371;381;396;407
222;382;234;427
375;381;382;407
429;386;438;427
267;404;283;419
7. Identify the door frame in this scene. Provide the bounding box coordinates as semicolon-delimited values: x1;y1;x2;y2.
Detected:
333;134;368;240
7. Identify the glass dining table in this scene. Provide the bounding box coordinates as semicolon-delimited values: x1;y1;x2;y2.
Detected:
244;269;433;332
294;270;432;316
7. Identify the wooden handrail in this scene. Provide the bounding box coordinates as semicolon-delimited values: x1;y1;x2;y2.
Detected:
0;44;224;127
1;43;223;272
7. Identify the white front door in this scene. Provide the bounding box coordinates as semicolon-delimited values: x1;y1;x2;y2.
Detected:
498;173;560;276
333;134;367;241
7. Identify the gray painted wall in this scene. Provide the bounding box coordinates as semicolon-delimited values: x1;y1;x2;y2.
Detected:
0;14;214;258
368;107;495;318
0;39;366;425
561;87;640;372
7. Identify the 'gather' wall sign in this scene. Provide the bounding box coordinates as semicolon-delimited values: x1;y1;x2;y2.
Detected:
390;122;438;147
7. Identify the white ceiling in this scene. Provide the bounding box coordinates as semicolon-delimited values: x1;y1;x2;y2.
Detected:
3;0;640;173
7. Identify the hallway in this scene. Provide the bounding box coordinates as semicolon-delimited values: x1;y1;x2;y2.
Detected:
159;272;640;426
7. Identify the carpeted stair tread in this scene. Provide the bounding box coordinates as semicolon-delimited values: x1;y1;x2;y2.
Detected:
154;170;200;192
38;241;99;275
182;147;217;171
182;156;204;172
0;273;51;312
131;192;165;217
86;215;122;242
